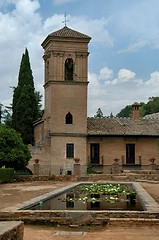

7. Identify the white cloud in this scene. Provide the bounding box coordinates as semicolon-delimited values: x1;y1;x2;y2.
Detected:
88;67;159;117
43;14;64;32
43;14;114;46
70;16;114;47
0;0;44;107
146;71;159;86
1;0;159;120
0;2;114;109
116;69;136;82
99;67;113;80
119;40;149;53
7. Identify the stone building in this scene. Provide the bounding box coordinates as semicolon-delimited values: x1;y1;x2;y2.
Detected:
30;26;159;175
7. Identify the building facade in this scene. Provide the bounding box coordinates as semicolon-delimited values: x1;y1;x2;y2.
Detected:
30;26;159;175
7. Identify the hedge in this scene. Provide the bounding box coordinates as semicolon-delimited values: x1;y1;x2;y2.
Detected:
0;168;15;183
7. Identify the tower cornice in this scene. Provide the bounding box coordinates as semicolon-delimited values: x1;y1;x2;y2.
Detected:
44;80;89;88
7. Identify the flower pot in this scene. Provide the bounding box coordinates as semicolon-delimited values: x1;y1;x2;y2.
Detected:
149;158;155;164
113;158;119;163
34;159;39;164
74;158;80;163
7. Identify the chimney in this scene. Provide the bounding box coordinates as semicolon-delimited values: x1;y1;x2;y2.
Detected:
132;102;140;120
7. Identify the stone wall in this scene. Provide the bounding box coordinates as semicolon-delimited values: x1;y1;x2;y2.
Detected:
15;174;78;182
15;170;159;182
0;210;159;226
0;221;23;240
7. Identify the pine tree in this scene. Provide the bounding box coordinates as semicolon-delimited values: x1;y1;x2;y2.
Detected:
0;103;2;124
94;108;104;118
12;48;38;144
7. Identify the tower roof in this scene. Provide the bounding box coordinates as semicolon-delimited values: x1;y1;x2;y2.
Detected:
49;26;91;39
42;26;91;48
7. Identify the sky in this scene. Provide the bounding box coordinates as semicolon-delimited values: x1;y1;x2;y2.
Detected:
1;0;159;117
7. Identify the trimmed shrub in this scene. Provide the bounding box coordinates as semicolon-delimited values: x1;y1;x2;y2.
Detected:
0;168;15;183
15;167;33;176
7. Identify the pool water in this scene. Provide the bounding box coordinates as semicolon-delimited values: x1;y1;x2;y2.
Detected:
25;183;144;211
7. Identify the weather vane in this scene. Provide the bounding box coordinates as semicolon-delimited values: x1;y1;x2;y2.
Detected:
63;13;69;27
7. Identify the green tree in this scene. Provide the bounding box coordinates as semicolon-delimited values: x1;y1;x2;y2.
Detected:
116;105;132;118
35;90;43;119
109;112;114;118
116;97;159;118
139;102;146;118
0;103;2;124
94;108;104;118
0;124;31;170
144;97;159;115
2;105;12;127
12;48;39;144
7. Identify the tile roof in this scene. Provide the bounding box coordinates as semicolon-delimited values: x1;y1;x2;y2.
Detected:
49;26;91;39
144;112;159;119
87;117;159;136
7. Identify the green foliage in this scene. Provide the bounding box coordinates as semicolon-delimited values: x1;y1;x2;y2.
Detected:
0;124;31;170
60;183;136;204
15;167;33;175
109;112;114;118
35;91;44;119
1;105;12;127
94;96;159;119
12;48;40;144
87;161;102;174
139;102;146;117
87;161;96;174
0;168;15;183
94;108;104;118
116;105;132;118
0;103;2;124
116;97;159;118
144;97;159;115
80;183;136;195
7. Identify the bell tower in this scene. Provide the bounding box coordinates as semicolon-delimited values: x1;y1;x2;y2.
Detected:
41;26;91;175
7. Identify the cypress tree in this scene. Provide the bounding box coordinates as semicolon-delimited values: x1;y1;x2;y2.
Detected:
12;48;38;144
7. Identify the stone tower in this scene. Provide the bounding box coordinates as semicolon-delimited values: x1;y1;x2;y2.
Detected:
33;26;91;175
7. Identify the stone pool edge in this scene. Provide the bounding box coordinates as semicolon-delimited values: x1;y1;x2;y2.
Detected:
0;182;159;225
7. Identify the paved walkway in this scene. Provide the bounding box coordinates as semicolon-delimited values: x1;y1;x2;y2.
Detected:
24;223;159;240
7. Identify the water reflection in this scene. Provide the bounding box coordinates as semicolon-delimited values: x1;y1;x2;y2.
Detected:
26;184;144;211
66;193;74;209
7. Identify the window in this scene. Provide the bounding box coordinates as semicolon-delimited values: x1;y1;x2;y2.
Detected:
126;144;135;164
66;112;73;124
66;143;74;158
90;143;100;164
65;58;73;81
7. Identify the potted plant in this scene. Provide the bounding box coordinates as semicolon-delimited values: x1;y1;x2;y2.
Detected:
74;158;80;163
149;157;156;164
34;158;39;164
113;158;119;163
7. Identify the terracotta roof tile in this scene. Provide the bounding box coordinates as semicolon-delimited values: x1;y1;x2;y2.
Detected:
87;117;159;136
144;112;159;119
49;26;91;39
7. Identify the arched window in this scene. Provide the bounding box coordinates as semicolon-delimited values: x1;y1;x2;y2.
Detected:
65;58;73;81
66;112;73;124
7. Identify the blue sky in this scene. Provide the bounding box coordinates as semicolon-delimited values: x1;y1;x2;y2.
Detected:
1;0;159;116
